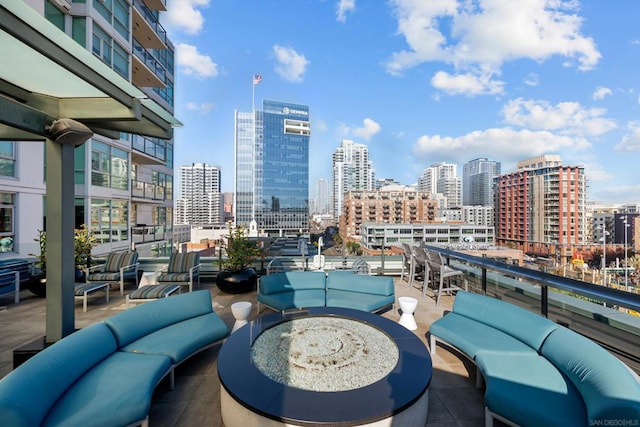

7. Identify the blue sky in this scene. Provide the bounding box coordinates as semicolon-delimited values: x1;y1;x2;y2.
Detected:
162;0;640;205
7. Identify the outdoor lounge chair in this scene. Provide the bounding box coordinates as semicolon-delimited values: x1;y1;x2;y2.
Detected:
156;252;201;293
86;251;139;296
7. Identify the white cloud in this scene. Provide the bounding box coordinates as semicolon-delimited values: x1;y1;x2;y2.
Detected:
273;45;309;82
523;73;539;87
338;118;381;141
337;0;356;23
432;71;505;96
502;98;617;136
580;161;613;182
411;127;591;166
185;102;214;114
176;43;218;79
385;0;601;96
164;0;209;36
353;118;381;140
614;122;640;151
592;86;612;100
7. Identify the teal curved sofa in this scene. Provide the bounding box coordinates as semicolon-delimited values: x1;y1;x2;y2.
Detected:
0;290;229;426
429;291;640;427
257;270;395;314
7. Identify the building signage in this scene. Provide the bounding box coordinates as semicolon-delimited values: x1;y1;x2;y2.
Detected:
283;107;308;116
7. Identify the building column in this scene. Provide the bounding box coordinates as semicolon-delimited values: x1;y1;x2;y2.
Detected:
45;137;76;342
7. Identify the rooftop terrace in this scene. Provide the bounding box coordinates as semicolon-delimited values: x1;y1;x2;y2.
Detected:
2;247;639;426
0;275;487;426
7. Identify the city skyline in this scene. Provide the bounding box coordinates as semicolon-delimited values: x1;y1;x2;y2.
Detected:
165;1;640;205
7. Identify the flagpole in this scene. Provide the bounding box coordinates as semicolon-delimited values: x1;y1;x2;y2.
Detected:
251;75;255;223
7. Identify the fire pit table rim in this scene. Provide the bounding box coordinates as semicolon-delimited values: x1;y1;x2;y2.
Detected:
217;307;432;426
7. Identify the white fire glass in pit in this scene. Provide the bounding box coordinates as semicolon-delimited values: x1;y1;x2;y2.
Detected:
251;317;399;392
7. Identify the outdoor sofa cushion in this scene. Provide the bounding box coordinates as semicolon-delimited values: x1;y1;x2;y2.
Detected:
325;272;394;312
257;271;327;311
104;290;228;363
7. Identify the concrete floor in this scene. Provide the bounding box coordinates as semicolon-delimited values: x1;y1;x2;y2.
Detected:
0;277;485;426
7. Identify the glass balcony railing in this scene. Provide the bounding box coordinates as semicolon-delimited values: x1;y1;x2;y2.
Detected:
132;39;167;85
131;180;166;201
132;134;167;161
132;0;167;46
131;225;167;244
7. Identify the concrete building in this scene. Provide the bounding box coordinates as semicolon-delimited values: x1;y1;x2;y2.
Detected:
419;162;461;208
332;139;375;221
1;0;178;258
339;185;438;241
463;205;495;227
462;158;500;206
235;99;311;236
358;222;495;252
176;163;223;225
495;155;586;253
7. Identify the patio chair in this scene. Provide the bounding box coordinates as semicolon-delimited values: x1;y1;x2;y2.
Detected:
86;251;139;296
408;246;429;295
156;252;201;293
426;250;468;306
400;243;414;285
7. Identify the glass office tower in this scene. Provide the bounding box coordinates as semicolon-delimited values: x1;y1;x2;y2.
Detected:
234;100;310;236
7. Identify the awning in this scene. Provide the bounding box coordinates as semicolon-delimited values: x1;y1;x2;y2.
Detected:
0;0;181;141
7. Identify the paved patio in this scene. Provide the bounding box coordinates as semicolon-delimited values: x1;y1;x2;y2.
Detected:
0;277;485;426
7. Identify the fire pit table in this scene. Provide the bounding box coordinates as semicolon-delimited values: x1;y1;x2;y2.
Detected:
218;307;432;426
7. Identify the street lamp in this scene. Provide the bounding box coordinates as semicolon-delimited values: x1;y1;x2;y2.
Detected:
598;224;609;286
623;216;630;292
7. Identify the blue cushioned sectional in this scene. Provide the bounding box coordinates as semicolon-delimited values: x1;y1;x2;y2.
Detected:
0;290;229;426
257;271;395;314
429;291;640;427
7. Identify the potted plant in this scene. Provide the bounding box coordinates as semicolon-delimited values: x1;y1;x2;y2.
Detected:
28;225;97;296
216;224;261;294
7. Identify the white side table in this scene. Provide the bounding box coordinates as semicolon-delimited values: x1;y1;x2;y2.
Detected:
139;271;157;287
398;297;418;331
231;301;252;333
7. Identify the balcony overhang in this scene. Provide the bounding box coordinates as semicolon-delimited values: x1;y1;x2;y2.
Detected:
131;148;165;165
132;54;166;88
0;0;181;142
133;5;166;49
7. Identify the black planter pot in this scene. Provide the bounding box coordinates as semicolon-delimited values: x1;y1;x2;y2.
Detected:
216;268;258;294
27;274;47;298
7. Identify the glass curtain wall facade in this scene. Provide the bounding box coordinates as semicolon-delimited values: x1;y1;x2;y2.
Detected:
50;0;175;258
235;100;310;236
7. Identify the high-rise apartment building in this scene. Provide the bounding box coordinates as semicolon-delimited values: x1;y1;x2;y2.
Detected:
312;178;331;215
463;158;501;206
1;1;177;258
339;186;438;240
495;155;586;251
419;163;461;208
176;164;222;225
332;139;375;221
234;100;311;236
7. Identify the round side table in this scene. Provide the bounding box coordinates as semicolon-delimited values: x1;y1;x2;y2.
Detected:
231;301;252;333
398;296;418;331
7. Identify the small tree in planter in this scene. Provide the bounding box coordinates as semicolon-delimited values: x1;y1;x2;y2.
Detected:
216;224;261;294
28;225;97;296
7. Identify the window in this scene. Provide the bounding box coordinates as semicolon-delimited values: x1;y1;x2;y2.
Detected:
45;0;65;31
92;24;129;79
91;141;129;190
94;0;129;40
0;142;16;177
91;198;129;243
0;193;15;253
